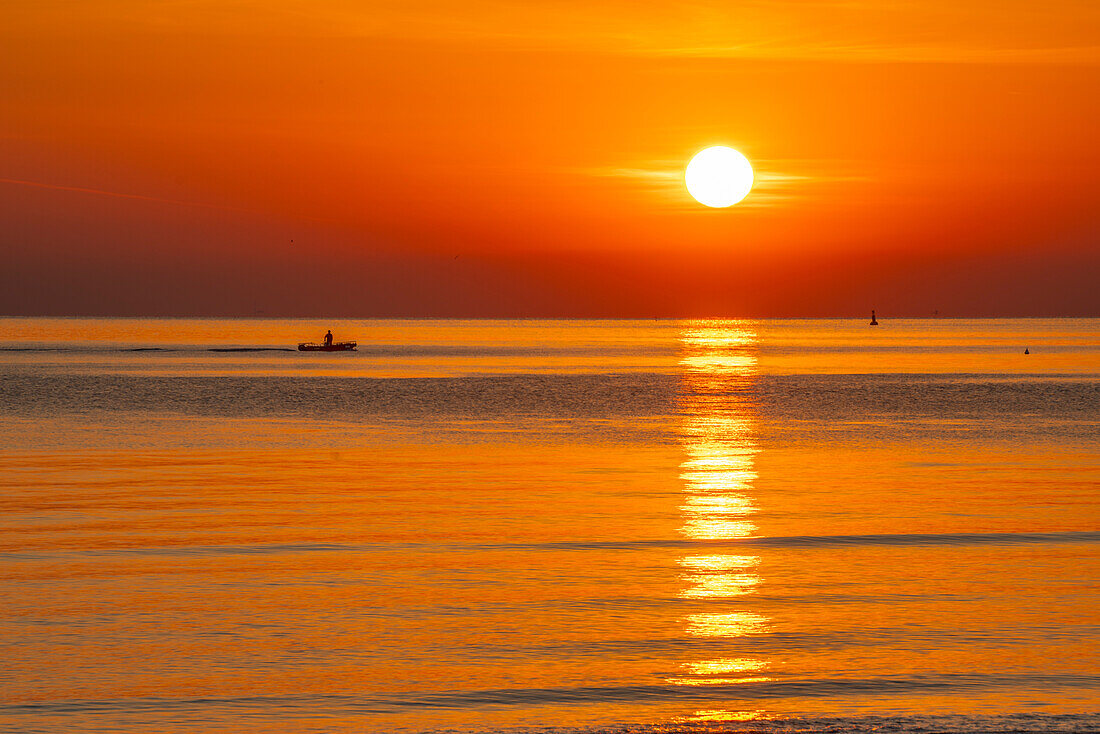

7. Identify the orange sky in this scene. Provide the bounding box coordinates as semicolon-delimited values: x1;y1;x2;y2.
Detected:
2;1;1098;316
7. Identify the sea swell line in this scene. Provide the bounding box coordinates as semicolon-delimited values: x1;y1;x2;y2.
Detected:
2;530;1098;561
3;673;1098;716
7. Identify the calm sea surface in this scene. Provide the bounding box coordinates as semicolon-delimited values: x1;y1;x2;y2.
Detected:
1;318;1098;733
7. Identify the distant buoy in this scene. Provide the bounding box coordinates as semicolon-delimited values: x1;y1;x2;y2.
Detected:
1024;348;1029;355
870;309;878;326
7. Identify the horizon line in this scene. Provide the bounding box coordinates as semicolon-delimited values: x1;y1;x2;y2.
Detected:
1;314;1097;321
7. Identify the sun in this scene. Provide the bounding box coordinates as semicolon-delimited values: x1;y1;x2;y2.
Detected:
685;146;754;208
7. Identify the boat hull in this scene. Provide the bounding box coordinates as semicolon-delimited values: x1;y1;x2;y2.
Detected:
298;342;357;351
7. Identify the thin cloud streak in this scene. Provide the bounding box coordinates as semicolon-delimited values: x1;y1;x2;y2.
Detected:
0;177;256;213
9;1;1098;65
650;42;1100;64
0;177;335;222
588;163;869;209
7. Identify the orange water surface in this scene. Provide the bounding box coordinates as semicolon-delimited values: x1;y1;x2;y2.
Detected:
1;319;1098;733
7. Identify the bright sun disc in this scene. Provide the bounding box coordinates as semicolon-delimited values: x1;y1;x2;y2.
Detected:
685;146;754;208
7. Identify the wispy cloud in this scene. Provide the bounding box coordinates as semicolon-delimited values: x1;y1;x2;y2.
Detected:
649;42;1100;64
0;177;255;213
0;177;338;222
8;1;1097;65
586;160;868;209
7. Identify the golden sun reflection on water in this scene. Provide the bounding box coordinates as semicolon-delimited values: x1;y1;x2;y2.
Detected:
680;709;769;722
680;554;759;571
675;322;771;687
678;573;760;599
684;610;770;637
679;519;759;541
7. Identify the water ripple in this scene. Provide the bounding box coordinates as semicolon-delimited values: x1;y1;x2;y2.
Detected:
3;530;1097;561
4;673;1098;716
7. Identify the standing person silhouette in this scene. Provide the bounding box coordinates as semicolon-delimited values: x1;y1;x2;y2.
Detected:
323;330;333;347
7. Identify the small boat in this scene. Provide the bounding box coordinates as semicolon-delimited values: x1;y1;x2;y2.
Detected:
298;341;357;352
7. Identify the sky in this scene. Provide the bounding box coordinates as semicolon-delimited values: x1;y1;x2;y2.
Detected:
2;0;1098;316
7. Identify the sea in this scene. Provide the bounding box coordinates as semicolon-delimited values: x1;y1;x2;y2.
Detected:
1;318;1098;734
